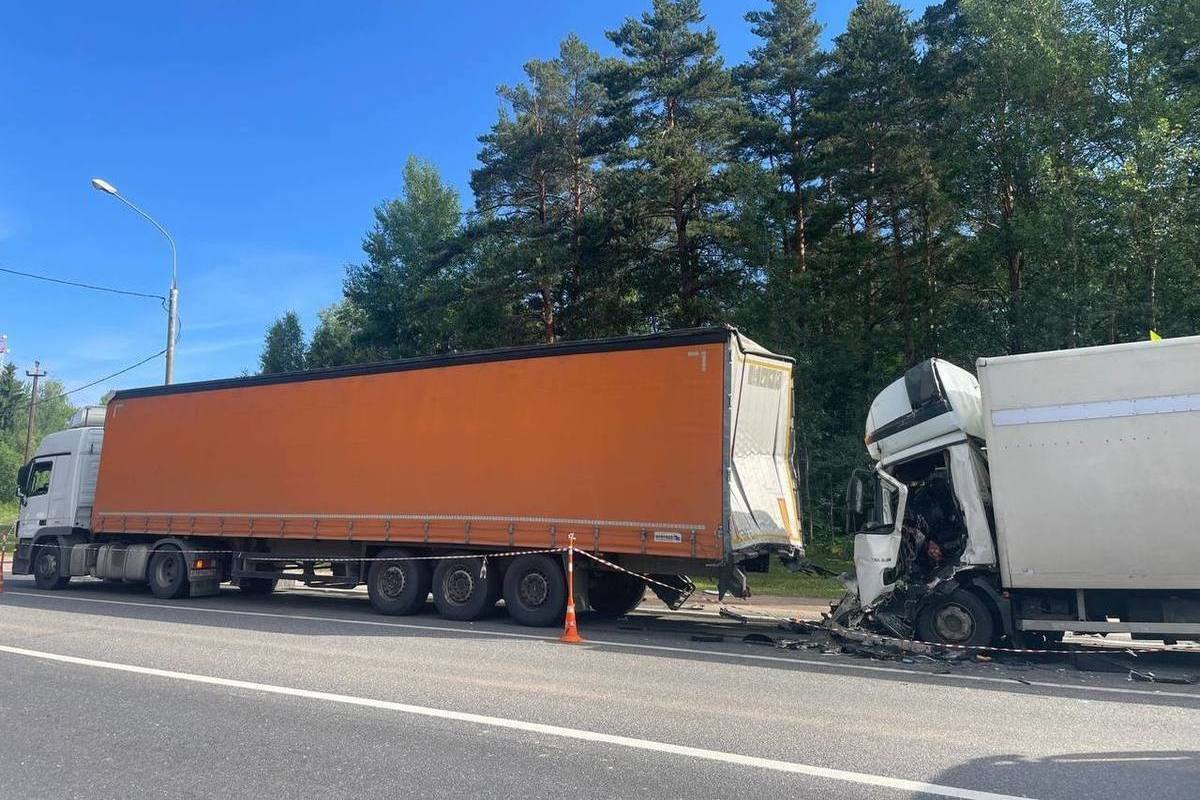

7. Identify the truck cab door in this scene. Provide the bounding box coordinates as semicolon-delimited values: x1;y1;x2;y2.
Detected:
17;457;56;537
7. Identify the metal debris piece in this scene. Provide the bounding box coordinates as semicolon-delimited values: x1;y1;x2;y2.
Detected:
719;607;749;624
742;633;776;646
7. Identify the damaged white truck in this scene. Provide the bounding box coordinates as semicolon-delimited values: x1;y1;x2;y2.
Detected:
841;335;1200;648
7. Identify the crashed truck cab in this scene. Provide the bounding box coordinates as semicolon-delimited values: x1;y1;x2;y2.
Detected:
844;359;999;645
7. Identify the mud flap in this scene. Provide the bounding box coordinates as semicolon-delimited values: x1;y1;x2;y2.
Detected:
649;574;696;610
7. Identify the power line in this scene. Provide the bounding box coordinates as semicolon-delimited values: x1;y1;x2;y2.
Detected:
7;350;167;418
49;349;167;401
0;266;166;301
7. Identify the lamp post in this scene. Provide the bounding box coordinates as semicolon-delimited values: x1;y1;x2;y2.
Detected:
91;178;178;384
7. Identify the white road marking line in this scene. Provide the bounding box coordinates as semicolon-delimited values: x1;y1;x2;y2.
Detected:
5;590;1198;702
0;642;1032;800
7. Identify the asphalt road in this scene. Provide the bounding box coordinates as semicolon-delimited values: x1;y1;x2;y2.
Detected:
1;576;1198;800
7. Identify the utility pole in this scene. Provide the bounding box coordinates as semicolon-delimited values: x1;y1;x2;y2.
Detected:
24;361;45;462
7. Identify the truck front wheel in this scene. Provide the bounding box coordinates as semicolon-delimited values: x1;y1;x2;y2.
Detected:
33;541;70;590
367;549;431;616
916;589;995;648
502;554;566;627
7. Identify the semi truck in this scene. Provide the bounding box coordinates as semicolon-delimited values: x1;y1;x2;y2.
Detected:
11;327;804;625
843;335;1200;647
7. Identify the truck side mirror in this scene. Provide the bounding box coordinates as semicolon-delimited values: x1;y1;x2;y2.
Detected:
850;478;865;515
16;462;30;503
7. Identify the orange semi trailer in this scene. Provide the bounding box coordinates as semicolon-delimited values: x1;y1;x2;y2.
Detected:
12;327;803;625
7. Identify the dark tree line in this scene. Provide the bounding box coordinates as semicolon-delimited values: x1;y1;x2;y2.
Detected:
262;0;1200;537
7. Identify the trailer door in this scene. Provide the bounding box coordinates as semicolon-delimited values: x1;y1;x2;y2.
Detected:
728;336;803;555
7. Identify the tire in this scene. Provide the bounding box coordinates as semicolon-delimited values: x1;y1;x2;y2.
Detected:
236;577;278;596
366;548;431;616
431;557;497;621
147;546;189;600
916;588;996;648
588;571;645;618
502;554;566;627
32;541;70;590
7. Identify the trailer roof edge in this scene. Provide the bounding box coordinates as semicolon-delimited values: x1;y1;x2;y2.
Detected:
113;326;789;401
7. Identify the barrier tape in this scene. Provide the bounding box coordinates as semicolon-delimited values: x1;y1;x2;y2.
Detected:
572;548;692;596
19;541;566;564
15;537;1190;658
0;523;11;592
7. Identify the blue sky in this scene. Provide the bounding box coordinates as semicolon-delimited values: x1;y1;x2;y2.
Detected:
0;0;930;404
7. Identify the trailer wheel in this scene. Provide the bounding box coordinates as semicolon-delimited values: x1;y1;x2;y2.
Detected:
236;577;278;596
502;554;566;627
32;540;70;590
916;589;996;648
588;571;645;618
367;548;431;616
431;557;497;621
148;546;189;600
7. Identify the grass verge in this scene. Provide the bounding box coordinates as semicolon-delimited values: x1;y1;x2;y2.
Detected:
692;542;852;599
1;500;17;551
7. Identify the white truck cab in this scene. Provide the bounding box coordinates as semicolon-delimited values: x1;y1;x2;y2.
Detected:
844;360;1001;645
13;407;105;585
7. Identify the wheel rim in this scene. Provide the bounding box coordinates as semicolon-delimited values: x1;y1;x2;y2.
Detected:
933;603;975;643
517;570;549;609
380;565;407;599
156;554;179;586
36;550;58;580
444;568;475;605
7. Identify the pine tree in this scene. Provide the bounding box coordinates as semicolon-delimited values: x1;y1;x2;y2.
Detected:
471;35;606;342
260;311;307;374
306;301;366;368
736;0;824;275
603;0;744;327
345;156;463;358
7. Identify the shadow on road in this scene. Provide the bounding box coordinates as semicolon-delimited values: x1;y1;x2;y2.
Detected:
933;751;1200;800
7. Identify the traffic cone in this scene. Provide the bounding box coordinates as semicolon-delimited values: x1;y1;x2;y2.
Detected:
560;598;583;644
559;535;584;644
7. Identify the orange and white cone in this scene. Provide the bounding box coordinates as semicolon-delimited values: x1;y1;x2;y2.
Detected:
559;535;584;644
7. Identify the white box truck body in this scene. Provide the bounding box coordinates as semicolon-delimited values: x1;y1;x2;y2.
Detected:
845;336;1200;647
980;337;1200;592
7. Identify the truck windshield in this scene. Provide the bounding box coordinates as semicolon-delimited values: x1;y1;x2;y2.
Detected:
26;461;52;497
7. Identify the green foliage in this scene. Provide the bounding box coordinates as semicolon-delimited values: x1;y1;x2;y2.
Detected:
261;0;1199;542
345;156;464;359
0;364;77;504
259;311;307;374
306;301;366;369
602;0;746;327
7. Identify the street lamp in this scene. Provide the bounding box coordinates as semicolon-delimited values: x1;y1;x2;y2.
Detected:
91;177;178;384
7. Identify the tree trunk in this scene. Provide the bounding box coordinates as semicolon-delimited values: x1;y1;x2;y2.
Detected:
889;188;914;364
674;185;696;325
